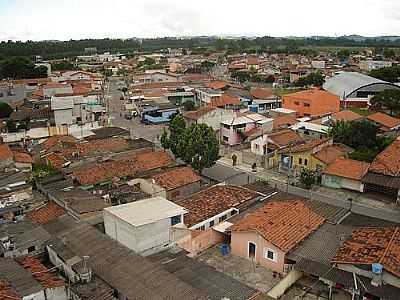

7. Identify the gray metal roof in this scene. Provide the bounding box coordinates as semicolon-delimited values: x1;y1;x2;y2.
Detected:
49;217;207;300
323;72;397;99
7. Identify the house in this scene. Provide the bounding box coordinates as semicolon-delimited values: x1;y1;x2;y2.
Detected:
0;257;66;300
326;109;363;124
290;121;329;140
175;185;260;230
269;107;297;118
0;82;27;106
323;72;400;108
272;115;298;131
0;143;14;170
72;151;173;187
209;94;241;109
279;138;333;174
282;89;340;117
246;57;259;70
359;60;392;71
230;200;325;273
249;87;281;114
183;107;234;131
220;113;273;146
104;196;188;255
196;88;222;104
141;102;179;124
129;166;201;200
322;157;370;192
366;112;400;133
332;227;400;297
362;139;400;203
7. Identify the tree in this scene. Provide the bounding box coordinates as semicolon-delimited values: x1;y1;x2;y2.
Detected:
369;66;400;83
370;89;400;116
51;61;75;71
294;72;324;87
161;114;186;155
231;70;251;83
176;123;219;172
182;100;195;111
337;49;350;61
299;168;316;189
0;102;13;118
0;57;47;79
160;129;170;150
383;48;396;59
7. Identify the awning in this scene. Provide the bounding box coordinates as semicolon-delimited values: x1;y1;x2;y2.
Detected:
213;221;233;233
362;172;400;189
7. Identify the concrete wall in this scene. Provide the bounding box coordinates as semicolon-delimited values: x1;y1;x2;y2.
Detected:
322;174;364;192
231;231;286;273
128;178;166;198
166;181;201;200
54;109;73;126
45;287;68;300
178;228;224;256
22;291;45;300
267;270;303;299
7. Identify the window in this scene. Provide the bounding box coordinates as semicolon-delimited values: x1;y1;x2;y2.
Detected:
209;220;214;227
27;246;36;253
199;225;205;231
304;130;310;135
230;210;237;216
223;136;229;142
255;144;259;150
303;103;310;107
294;101;300;105
304;159;308;166
219;215;227;222
171;215;181;226
265;248;277;262
0;92;3;97
298;158;302;165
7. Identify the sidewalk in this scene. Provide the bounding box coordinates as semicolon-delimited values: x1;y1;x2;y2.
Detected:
216;158;400;223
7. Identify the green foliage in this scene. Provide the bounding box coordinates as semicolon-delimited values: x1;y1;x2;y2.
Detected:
160;129;170;150
294;72;325;87
369;66;400;83
383;48;396;59
0;102;13;118
102;68;113;77
0;57;47;79
299;168;316;189
51;61;75;71
31;163;58;182
200;60;216;72
337;49;350;60
231;70;251;83
182;100;196;111
329;119;394;162
6;120;17;132
370;89;400;116
138;57;156;67
161;114;186;155
176;123;219;172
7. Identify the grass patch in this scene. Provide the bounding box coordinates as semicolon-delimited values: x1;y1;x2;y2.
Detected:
348;107;373;116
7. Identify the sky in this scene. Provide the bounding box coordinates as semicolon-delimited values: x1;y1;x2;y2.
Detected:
1;0;400;41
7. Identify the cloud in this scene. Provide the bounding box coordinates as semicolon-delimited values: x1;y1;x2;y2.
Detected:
1;0;400;41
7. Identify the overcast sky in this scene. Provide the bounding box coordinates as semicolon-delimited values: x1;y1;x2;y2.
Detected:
1;0;400;41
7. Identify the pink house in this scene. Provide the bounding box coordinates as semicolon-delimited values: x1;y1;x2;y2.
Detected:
230;200;325;273
220;113;273;146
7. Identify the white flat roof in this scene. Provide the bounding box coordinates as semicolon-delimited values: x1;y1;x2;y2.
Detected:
213;221;233;233
104;196;187;227
270;108;296;114
291;121;329;133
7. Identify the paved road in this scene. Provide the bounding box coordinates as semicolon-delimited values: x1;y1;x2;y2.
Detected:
105;77;166;143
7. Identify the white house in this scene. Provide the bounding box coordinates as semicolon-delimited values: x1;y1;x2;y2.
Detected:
104;197;188;256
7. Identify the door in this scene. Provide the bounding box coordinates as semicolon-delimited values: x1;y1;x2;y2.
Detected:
248;242;256;259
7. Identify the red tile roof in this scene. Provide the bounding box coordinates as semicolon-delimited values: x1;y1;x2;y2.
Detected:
151;167;201;191
369;139;400;176
42;135;76;151
332;110;363;122
268;130;304;148
183;107;216;120
176;186;259;227
231;200;325;253
207;81;229;90
27;201;66;225
281;138;330;154
332;227;400;277
367;112;400;130
250;87;273;99
0;144;13;161
323;157;370;180
272;115;298;130
13;152;33;164
45;153;69;170
247;57;259;65
17;257;64;289
209;94;240;108
284;89;340;103
312;144;350;165
0;279;20;300
73;151;173;185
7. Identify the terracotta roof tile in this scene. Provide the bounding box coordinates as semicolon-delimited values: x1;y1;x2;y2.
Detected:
207;81;229;90
250;87;273;99
176;186;259;227
273;115;298;130
231;200;325;253
45;152;69;170
0;279;20;300
73;151;173;185
0;144;13;161
268;130;304;148
332;110;363;122
151;167;201;191
42;135;76;151
13;152;33;164
323;157;370;180
27;201;66;225
281;138;330;154
369;139;400;176
312;144;350;165
367;112;400;130
332;227;400;277
209;94;240;108
17;257;64;289
183;107;216;120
